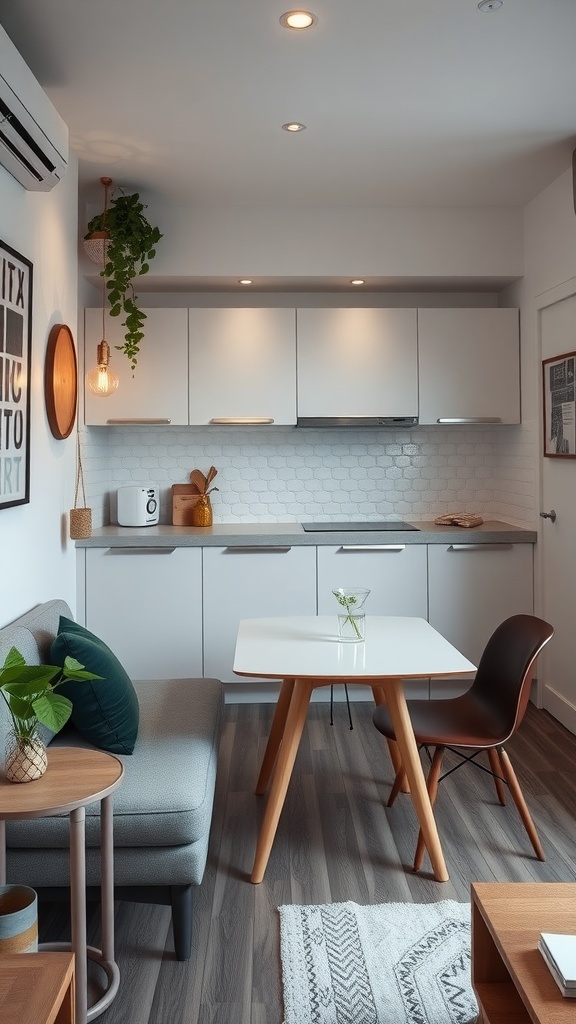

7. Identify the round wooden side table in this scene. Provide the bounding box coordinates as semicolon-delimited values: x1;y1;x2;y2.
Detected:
0;747;124;1024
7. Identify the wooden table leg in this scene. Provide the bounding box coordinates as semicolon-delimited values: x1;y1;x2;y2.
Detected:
255;678;295;795
251;678;312;883
371;684;409;792
381;678;449;883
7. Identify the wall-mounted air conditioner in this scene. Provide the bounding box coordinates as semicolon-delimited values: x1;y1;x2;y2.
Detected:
0;25;68;192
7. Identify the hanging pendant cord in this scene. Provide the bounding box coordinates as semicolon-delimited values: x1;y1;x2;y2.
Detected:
100;176;112;341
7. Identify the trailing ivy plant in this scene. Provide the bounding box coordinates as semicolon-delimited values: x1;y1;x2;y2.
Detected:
85;191;162;370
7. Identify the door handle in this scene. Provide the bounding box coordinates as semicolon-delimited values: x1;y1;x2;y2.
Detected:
539;510;557;522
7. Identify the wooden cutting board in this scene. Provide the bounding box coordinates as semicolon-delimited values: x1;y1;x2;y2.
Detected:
172;484;200;526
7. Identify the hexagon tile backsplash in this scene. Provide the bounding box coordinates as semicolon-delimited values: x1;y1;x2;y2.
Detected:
82;422;536;530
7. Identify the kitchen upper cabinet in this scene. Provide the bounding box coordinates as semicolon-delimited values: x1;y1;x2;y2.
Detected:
203;545;316;686
84;308;189;426
427;542;533;696
188;308;296;425
317;543;429;696
418;308;520;425
82;546;202;678
296;308;418;419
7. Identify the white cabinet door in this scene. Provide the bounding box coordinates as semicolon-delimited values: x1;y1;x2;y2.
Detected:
296;308;418;418
203;545;316;685
84;308;189;425
83;546;202;678
418;308;520;425
188;308;297;425
428;543;533;695
317;543;429;696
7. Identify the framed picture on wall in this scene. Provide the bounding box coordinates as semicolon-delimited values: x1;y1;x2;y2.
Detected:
0;240;33;507
542;350;576;458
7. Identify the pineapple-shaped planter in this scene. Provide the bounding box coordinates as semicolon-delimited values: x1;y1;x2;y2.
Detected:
5;730;48;783
189;467;218;528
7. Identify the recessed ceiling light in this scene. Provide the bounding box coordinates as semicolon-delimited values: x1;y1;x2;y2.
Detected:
280;11;317;29
350;279;365;286
282;122;306;132
478;0;503;10
239;279;253;285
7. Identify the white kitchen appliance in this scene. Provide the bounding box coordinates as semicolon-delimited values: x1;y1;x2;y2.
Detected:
117;485;159;527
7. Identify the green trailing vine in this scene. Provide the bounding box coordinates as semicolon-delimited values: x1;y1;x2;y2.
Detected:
85;190;162;370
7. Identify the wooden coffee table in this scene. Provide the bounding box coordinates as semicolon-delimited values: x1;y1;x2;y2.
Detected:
0;952;75;1024
472;882;576;1023
0;747;124;1024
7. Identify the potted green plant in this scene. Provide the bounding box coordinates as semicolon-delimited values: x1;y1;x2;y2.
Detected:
0;646;100;782
84;180;162;370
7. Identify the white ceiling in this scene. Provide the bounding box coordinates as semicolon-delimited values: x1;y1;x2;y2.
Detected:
2;0;576;213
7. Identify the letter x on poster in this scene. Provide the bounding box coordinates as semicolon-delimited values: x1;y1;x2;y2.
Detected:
0;240;32;508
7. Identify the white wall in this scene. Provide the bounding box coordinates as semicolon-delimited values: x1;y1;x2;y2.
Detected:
81;202;524;281
0;160;79;626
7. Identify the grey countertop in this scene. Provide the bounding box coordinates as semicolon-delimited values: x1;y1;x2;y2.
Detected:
76;520;537;547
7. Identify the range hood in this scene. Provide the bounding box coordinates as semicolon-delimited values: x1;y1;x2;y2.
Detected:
296;416;418;428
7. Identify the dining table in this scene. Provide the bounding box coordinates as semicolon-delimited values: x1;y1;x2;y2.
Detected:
233;615;476;884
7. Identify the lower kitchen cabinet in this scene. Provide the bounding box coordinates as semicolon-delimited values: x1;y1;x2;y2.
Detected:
317;543;429;696
83;546;202;678
427;542;534;696
203;545;317;687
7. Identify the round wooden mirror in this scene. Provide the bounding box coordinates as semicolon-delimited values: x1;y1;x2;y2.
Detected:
44;324;78;439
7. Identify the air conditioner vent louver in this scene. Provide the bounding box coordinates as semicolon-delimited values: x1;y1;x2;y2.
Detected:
0;26;68;192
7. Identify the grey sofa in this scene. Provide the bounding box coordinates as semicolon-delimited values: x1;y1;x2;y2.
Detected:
0;599;223;960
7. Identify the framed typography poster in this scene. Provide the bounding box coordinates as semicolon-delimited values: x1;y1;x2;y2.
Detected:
0;240;32;507
542;350;576;458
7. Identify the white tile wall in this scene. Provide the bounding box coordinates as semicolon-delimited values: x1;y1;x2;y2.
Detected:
82;423;537;529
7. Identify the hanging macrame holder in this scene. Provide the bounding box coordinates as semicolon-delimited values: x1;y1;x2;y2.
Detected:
69;431;92;539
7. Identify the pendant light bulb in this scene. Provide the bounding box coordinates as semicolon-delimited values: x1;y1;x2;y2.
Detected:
86;341;119;398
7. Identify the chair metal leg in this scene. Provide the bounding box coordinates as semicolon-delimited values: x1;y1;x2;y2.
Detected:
488;748;507;805
413;746;444;871
498;746;545;861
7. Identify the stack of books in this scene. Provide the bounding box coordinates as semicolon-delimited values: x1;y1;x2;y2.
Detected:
539;932;576;997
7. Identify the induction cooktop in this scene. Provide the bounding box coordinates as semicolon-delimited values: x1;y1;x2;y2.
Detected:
301;521;419;532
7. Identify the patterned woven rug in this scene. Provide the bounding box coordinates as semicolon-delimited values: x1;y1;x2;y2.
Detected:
278;899;478;1024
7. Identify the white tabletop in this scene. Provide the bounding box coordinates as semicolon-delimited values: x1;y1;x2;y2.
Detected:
233;616;476;681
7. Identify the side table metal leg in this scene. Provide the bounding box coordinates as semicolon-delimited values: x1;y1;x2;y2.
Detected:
100;795;114;962
86;794;120;1020
70;806;88;1024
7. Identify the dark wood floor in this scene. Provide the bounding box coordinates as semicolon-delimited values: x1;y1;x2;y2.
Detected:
41;700;576;1023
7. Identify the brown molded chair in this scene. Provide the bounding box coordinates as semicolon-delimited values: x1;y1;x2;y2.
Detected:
373;614;554;870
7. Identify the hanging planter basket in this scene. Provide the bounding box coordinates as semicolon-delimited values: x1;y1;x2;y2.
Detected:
84;230;110;267
84;176;162;370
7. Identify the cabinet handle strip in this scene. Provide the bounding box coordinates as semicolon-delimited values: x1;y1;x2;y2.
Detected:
339;545;406;552
106;418;172;424
209;417;274;425
448;544;513;551
223;546;291;553
436;417;502;424
106;547;176;554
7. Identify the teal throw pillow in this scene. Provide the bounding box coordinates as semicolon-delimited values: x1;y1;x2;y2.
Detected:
50;616;139;754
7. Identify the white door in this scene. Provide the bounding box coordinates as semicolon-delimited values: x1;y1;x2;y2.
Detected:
539;289;576;733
